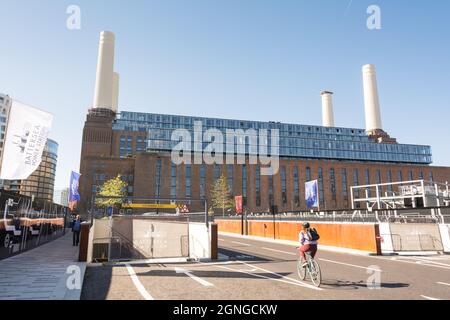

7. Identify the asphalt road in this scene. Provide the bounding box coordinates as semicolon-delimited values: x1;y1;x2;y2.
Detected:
81;234;450;300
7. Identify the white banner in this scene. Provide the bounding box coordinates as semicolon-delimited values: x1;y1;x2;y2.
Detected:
0;100;53;180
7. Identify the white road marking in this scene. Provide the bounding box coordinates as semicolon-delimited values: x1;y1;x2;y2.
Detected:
125;264;154;300
401;257;450;267
215;262;322;291
238;261;323;291
175;267;214;287
231;241;251;247
437;282;450;287
421;295;440;300
262;247;297;256
319;258;383;272
382;257;450;271
197;261;234;267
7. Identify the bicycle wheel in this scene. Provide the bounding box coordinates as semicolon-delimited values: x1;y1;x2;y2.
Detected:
309;259;322;287
297;257;306;280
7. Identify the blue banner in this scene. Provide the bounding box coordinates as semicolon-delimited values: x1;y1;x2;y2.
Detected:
69;171;81;210
305;180;319;208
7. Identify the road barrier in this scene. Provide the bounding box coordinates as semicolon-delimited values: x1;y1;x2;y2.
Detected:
216;219;382;254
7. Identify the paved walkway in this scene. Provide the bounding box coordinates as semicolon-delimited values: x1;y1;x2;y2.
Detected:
0;232;86;300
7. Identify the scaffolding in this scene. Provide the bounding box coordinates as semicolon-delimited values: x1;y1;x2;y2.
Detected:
350;179;450;220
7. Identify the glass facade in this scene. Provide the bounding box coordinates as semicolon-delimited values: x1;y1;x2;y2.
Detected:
113;111;432;164
19;139;58;202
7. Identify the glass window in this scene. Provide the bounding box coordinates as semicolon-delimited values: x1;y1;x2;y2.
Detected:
387;170;393;192
280;166;287;205
330;168;336;202
214;165;221;181
341;169;348;201
306;167;311;182
408;171;414;181
317;168;325;206
268;174;274;207
256;165;261;207
170;163;177;198
242;165;247;206
200;165;206;199
429;171;434;182
365;169;371;197
227;165;233;195
186;165;191;198
397;170;403;182
376;169;381;184
155;159;162;197
353;169;360;198
293;166;300;207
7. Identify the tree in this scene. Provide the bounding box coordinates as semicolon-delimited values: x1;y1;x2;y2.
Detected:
211;174;234;217
95;175;128;211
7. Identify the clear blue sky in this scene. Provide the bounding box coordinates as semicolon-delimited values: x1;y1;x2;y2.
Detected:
1;0;449;191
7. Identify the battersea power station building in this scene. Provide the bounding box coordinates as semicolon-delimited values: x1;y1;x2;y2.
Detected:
78;32;450;215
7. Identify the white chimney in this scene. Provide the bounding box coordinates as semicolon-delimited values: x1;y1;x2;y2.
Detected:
362;64;383;132
112;72;119;113
93;31;115;110
321;91;335;127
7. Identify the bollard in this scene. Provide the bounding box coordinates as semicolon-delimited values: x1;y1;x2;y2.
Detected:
210;223;218;260
78;222;90;262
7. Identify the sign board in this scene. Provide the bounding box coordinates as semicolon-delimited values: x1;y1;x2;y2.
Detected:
0;100;53;180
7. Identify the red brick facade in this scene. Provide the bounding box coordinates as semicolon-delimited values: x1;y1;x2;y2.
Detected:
79;109;450;214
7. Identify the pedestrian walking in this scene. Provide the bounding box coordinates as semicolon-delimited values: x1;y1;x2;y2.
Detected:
72;215;82;246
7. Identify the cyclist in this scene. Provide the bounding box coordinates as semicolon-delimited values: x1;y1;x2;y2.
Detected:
299;222;318;265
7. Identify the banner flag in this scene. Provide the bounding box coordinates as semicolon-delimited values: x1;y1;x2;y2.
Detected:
235;196;243;214
0;100;53;180
305;180;319;208
69;171;81;211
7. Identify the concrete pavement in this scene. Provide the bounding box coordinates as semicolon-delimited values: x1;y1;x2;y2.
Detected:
0;232;86;300
81;233;450;300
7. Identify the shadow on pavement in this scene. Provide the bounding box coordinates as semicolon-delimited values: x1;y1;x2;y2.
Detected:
219;248;298;264
320;279;410;290
80;265;114;300
134;268;294;280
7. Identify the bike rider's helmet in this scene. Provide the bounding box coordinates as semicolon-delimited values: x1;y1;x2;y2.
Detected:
302;222;310;229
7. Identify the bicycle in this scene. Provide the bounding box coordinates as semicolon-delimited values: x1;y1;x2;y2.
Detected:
297;248;322;287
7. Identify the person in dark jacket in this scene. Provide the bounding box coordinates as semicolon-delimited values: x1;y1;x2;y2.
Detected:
72;215;82;246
